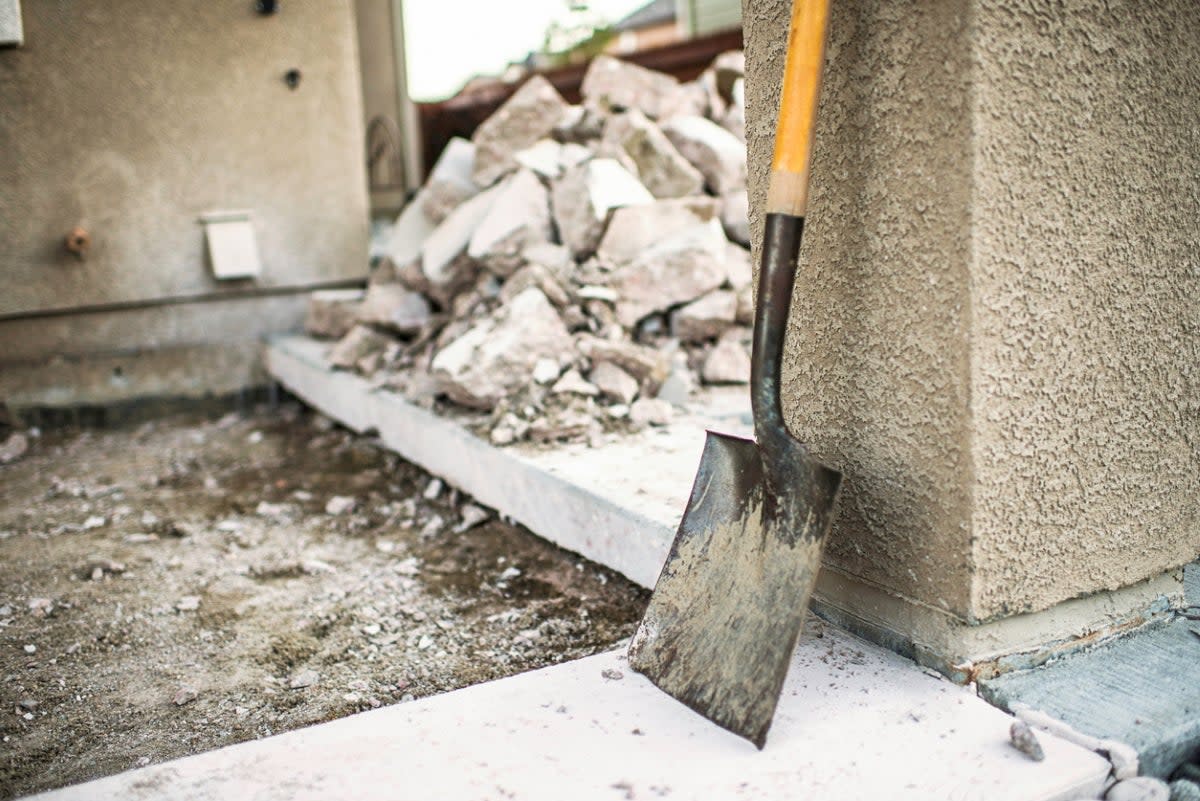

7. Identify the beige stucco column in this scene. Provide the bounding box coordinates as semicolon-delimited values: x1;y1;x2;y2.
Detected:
744;0;1199;677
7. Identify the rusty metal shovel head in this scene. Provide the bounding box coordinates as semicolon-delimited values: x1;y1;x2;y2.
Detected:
627;426;841;748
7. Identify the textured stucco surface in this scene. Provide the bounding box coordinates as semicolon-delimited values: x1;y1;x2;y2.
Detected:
744;0;977;619
968;1;1200;619
0;0;368;316
745;0;1199;629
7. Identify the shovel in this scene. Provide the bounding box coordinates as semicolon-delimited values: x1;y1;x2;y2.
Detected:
627;0;842;749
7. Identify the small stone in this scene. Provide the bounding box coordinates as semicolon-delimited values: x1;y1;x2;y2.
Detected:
601;668;624;681
454;504;490;533
255;501;289;519
552;369;600;397
175;596;201;613
472;75;570;187
630;398;674;427
1008;719;1044;761
423;479;443;500
1106;778;1170;801
703;328;752;384
27;598;53;618
84;557;125;579
607;404;630;419
15;698;37;714
82;515;106;530
419;515;444;539
136;756;152;767
0;433;29;464
304;289;365;340
124;533;158;544
327;325;391;371
173;686;199;706
589;362;639;404
325;496;357;516
532;358;561;385
577;336;671;394
288;669;319;690
661;115;747;194
23;644;36;654
1169;781;1200;801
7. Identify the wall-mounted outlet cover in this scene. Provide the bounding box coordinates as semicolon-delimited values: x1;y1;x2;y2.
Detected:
200;210;262;280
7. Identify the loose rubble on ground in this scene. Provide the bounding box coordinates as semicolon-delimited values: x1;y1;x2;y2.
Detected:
306;52;753;447
0;406;645;798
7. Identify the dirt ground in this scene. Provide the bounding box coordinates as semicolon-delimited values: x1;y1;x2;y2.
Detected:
0;403;648;799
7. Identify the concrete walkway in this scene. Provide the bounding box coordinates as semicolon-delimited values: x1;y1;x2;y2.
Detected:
29;626;1108;801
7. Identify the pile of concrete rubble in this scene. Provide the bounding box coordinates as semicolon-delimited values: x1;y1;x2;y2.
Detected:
306;52;753;446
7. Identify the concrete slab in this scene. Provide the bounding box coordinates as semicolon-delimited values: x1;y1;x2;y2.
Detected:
980;561;1200;779
27;627;1109;801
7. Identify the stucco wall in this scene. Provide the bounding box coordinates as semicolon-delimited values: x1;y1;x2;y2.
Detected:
744;0;1198;627
0;0;368;317
744;0;977;620
969;0;1200;619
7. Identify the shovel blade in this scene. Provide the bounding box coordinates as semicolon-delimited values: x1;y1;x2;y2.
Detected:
628;430;840;748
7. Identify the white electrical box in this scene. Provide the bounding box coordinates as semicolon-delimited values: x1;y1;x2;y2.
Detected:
200;211;262;281
0;0;23;46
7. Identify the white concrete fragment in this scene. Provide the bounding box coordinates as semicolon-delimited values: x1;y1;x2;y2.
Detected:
610;219;729;328
327;326;391;371
551;369;599;397
421;182;502;285
1106;778;1170;801
702;328;752;385
725;241;753;290
552;159;653;259
431;288;572;409
467;169;552;276
720;187;750;247
588;362;639;404
662;115;747;194
597;196;720;266
672;290;738;343
581;55;693;121
305;289;365;340
602;109;704;198
630;397;674;427
472;76;569;187
355;284;431;335
513;139;565;179
421;137;480;223
382;192;436;270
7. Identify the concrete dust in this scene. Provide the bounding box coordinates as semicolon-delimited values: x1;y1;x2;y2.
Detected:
0;404;647;799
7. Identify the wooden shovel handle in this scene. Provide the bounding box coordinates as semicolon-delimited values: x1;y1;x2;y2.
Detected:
766;0;830;217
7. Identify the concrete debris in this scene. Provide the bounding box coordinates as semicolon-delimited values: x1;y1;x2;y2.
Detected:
1106;778;1170;801
311;50;754;446
0;432;29;464
27;598;53;618
1169;781;1200;801
304;289;365;340
432;288;573;410
552;158;653;259
468;169;553;277
85;557;125;581
629;398;674;427
581;55;690;121
173;686;199;706
720;188;751;247
421;137;480;223
288;669;320;690
610;219;729;328
423;479;443;500
325;496;357;516
672;290;738;343
175;596;201;613
327;326;392;371
602;110;704;199
1008;719;1045;761
661;115;747;194
702;328;752;384
356;283;432;335
472;75;569;187
454;504;490;533
589;362;639;405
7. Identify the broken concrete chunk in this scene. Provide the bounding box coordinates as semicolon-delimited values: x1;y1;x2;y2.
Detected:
552;369;599;397
609;219;729;329
661;115;747;194
735;283;755;325
431;288;572;409
589;362;639;404
514;139;565;180
712;51;745;100
382;192;437;270
577;336;671;394
499;263;572;308
552;159;653;259
672;290;738;343
532;358;561;385
602;110;704;199
630;398;674;427
1105;778;1169;801
327;325;392;371
467;169;552;277
522;241;574;278
422;137;480;223
702;328;752;384
355;284;431;335
581;55;690;121
529;408;596;443
559;143;593;170
0;432;30;464
725;242;753;290
656;353;696;406
720;188;751;247
422;182;502;285
472;76;569;187
596;196;720;265
305;289;365;340
553;104;606;143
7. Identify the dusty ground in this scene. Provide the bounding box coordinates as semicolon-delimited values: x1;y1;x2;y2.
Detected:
0;404;648;799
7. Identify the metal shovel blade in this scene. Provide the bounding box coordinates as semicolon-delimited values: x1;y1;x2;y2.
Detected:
627;429;841;748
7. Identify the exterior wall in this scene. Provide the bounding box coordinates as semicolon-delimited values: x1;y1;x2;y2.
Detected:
969;0;1200;619
745;0;1197;655
0;0;368;316
684;0;742;36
